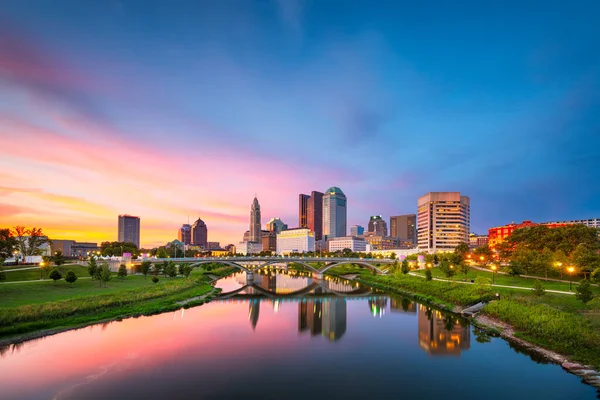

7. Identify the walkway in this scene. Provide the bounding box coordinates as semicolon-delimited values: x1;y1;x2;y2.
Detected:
469;265;597;287
407;272;575;295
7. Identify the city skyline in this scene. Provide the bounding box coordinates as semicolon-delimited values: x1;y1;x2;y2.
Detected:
1;1;599;247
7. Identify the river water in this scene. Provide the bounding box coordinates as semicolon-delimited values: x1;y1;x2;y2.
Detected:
0;271;596;399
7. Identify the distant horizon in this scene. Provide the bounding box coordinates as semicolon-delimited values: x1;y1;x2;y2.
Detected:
1;1;598;247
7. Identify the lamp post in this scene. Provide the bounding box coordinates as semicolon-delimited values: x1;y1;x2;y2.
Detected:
491;264;497;284
555;262;563;280
568;267;575;291
479;256;485;266
13;250;18;265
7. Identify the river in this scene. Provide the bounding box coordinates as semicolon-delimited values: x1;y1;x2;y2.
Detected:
0;271;596;399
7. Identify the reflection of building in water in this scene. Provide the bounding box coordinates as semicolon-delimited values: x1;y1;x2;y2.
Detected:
368;298;388;318
299;298;346;341
248;300;260;331
390;298;416;313
258;274;277;292
324;280;354;292
417;305;470;356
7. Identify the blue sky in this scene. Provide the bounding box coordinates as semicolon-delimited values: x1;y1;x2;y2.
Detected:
1;0;599;245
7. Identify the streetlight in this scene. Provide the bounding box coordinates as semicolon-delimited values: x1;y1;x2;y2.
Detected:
555;262;563;279
13;250;18;265
568;267;575;291
491;264;497;284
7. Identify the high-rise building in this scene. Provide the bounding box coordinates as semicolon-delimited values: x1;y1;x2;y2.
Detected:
118;215;140;247
350;225;365;237
322;187;347;239
368;215;388;236
266;217;288;233
250;197;262;243
191;218;208;248
299;194;310;228
262;231;277;252
178;224;191;245
307;191;324;241
390;214;417;246
417;192;470;251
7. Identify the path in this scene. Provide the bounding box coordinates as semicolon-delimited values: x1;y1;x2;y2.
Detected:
469;265;598;287
408;272;575;295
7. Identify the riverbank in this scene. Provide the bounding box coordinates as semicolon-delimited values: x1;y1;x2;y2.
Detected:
326;266;600;387
0;266;236;346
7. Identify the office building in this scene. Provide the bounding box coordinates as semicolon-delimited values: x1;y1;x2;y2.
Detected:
191;218;208;248
276;228;315;255
262;231;277;252
50;239;75;257
469;233;489;248
178;224;191;245
266;217;288;233
417;192;470;252
299;194;310;228
237;241;263;255
363;233;401;250
368;215;388;236
250;197;262;243
323;187;347;239
543;218;600;229
307;191;324;240
118;214;140;247
207;242;220;250
390;214;417;246
350;225;365;237
328;236;367;252
71;242;99;258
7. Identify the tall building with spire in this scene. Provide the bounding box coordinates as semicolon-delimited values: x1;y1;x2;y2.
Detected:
322;187;347;239
250;197;262;242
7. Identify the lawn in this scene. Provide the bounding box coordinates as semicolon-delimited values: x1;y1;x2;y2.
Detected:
2;264;89;283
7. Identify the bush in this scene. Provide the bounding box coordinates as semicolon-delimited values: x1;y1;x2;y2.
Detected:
183;265;192;278
49;269;62;284
425;269;432;281
152;276;159;284
65;270;77;287
401;259;410;274
532;279;545;296
575;279;594;304
118;264;128;280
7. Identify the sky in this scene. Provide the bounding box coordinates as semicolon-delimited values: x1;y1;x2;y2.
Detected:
1;0;599;248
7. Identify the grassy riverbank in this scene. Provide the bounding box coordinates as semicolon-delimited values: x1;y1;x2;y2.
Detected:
0;266;236;343
327;265;600;369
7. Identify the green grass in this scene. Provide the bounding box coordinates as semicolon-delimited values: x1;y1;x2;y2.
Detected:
2;264;89;282
414;267;600;293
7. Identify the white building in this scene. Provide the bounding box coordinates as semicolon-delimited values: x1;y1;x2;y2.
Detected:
417;192;470;252
328;236;367;252
276;228;315;255
543;218;600;229
237;241;263;255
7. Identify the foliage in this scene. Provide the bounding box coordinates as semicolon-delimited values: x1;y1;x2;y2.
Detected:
118;264;128;280
438;260;456;279
12;226;49;256
473;244;493;265
506;261;523;278
532;279;545;296
0;228;17;263
454;242;470;260
52;250;65;266
65;270;77;287
153;263;162;275
591;267;600;284
99;264;112;287
510;246;553;278
87;257;98;279
166;262;177;278
433;254;439;265
425;268;432;281
152;275;159;284
140;261;151;278
48;269;62;284
507;224;599;256
572;244;600;278
99;241;139;257
156;247;169;259
183;265;192;278
401;259;410;274
575;279;594;304
474;276;492;295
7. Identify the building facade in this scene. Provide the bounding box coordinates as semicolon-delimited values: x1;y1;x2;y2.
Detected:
350;225;365;237
250;197;262;243
262;231;277;252
178;224;191;245
417;192;470;252
50;239;75;257
469;233;489;248
488;220;570;248
266;217;288;233
363;234;401;250
390;214;417;246
191;218;208;248
328;236;367;252
307;191;324;241
237;241;263;255
118;214;140;247
299;194;310;228
276;228;315;255
322;187;347;239
71;242;99;258
543;218;600;229
368;215;388;236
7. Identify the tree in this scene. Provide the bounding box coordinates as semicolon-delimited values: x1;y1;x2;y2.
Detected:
49;268;62;284
152;275;159;284
118;264;128;280
506;261;523;278
156;247;169;259
433;254;439;265
178;264;186;276
52;250;65;266
575;279;594;304
65;270;78;287
166;262;177;278
454;242;470;261
99;241;139;257
473;245;493;266
183;265;192;278
439;260;456;279
401;259;410;274
591;268;600;284
425;268;432;281
153;263;162;276
572;244;600;279
0;228;17;264
162;261;170;277
140;261;151;279
100;264;112;287
12;226;50;257
532;279;545;296
88;257;98;279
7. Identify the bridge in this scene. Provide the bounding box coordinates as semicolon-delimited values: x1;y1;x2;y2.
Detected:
218;281;374;300
139;256;395;278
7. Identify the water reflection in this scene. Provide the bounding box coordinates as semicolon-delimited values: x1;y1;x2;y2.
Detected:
417;305;470;356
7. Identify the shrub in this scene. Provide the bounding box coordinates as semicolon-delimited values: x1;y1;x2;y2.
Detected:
401;259;410;274
49;269;62;284
425;269;432;281
152;276;159;284
65;270;77;287
532;279;545;296
575;279;594;304
118;264;128;280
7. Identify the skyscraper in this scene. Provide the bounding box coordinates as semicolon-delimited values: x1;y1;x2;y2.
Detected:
307;191;324;240
266;217;288;233
191;218;208;248
178;224;191;245
322;187;347;239
118;215;140;247
368;215;388;236
299;194;310;228
390;214;417;246
350;225;365;237
250;197;261;242
417;192;470;251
